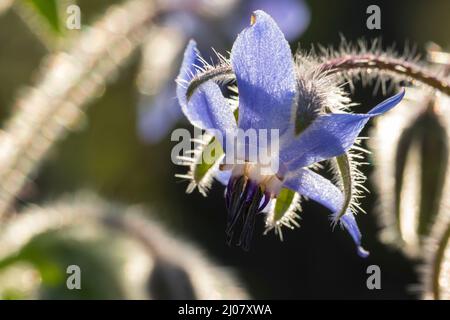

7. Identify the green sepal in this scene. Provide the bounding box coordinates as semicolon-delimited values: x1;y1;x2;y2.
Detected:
333;153;353;222
273;188;297;222
193;137;224;184
265;188;301;240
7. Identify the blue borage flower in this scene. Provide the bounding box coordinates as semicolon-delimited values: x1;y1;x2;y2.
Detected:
138;0;310;143
176;11;405;257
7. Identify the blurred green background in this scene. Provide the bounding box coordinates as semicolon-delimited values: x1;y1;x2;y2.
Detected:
1;0;449;299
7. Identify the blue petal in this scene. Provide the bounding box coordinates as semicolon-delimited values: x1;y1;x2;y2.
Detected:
283;168;369;257
188;81;237;140
230;10;297;134
176;41;237;140
281;90;405;170
176;40;200;109
137;83;182;143
248;0;310;41
227;0;310;42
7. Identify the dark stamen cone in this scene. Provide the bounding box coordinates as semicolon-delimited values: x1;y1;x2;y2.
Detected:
225;176;268;250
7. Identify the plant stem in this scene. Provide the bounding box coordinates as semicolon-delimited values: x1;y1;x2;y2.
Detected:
0;0;157;219
186;53;450;101
318;54;450;96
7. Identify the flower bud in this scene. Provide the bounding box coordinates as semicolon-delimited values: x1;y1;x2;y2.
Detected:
371;88;450;256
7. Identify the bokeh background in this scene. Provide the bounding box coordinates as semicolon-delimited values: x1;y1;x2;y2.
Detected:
0;0;449;299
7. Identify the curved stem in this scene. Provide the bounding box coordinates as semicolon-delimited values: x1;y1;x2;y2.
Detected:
186;64;234;99
186;53;450;101
318;54;450;96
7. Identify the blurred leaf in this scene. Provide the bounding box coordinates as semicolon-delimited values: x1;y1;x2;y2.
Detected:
0;227;130;299
0;194;249;299
24;0;62;34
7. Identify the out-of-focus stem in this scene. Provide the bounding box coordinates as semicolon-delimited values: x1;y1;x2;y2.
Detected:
430;222;450;299
0;0;14;16
0;0;157;219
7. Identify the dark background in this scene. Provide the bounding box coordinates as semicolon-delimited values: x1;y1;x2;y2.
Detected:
1;0;449;299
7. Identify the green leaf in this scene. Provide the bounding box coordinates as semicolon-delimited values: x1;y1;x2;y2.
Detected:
2;228;132;299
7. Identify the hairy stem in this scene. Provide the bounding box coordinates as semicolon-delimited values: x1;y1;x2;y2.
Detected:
318;54;450;96
186;53;450;101
0;194;163;264
186;64;234;99
0;0;157;219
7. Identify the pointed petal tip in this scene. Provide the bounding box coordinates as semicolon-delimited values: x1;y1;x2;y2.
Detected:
250;0;311;41
184;39;199;58
357;246;370;258
369;88;406;115
250;13;257;26
187;38;197;47
250;10;270;22
183;39;199;62
385;87;406;107
176;39;201;108
247;10;280;32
